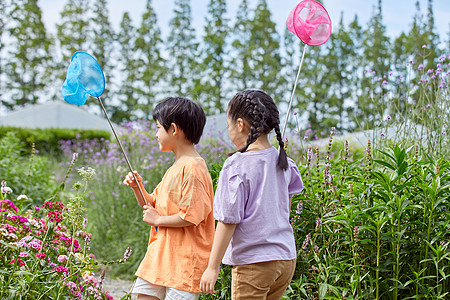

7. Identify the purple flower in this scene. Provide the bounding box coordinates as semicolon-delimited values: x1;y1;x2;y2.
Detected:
418;64;424;71
315;217;322;230
302;233;311;250
296;200;303;215
381;133;385;137
120;247;132;263
387;115;391;120
422;44;427;48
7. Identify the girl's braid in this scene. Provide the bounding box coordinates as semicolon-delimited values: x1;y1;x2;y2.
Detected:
264;95;288;170
229;90;289;170
238;93;265;153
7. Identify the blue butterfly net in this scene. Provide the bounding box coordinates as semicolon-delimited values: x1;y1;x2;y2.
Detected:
62;51;105;105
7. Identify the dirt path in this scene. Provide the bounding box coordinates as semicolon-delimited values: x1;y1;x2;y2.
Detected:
102;277;135;299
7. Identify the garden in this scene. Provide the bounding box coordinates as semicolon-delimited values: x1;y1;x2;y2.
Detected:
1;47;449;299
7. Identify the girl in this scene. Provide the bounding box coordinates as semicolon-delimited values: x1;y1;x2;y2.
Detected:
200;90;303;299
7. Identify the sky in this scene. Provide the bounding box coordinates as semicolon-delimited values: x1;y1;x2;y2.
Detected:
37;0;450;44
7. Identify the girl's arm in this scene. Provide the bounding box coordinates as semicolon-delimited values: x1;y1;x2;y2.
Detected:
200;222;237;293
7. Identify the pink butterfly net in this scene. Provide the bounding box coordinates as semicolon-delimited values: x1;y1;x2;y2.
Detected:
286;0;331;46
282;0;332;136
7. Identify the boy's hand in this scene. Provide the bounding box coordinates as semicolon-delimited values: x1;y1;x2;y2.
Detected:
123;171;142;188
142;205;161;226
200;267;219;293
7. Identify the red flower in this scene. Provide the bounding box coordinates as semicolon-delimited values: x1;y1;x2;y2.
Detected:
53;266;69;274
10;258;26;266
47;211;63;223
36;252;46;259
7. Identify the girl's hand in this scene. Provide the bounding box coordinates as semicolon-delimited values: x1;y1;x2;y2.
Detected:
142;205;160;226
200;266;219;293
123;171;142;188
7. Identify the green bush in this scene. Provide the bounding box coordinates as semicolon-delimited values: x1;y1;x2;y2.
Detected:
287;139;450;299
0;133;57;209
0;158;130;299
0;127;111;156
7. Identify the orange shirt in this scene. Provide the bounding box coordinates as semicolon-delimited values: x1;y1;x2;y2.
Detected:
135;157;215;293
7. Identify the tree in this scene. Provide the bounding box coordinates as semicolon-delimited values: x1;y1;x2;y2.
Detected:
357;0;391;129
0;0;8;107
325;13;358;133
248;0;285;103
53;0;90;103
346;15;364;131
447;24;450;53
2;0;52;110
282;25;304;130
57;0;90;63
296;45;332;134
229;0;253;91
166;0;198;96
196;0;229;114
112;12;140;123
90;0;115;107
134;0;166;117
405;1;436;73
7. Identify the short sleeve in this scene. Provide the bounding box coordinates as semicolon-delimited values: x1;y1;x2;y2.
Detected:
177;163;213;226
213;165;246;224
149;182;161;207
288;158;303;197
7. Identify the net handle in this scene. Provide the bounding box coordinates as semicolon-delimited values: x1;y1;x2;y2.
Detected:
97;97;148;207
282;44;308;138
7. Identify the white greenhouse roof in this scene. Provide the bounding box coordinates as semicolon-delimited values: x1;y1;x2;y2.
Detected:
0;101;115;131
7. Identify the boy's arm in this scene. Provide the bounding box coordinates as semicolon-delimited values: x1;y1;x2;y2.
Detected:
131;185;154;208
200;222;237;293
123;171;154;208
142;205;194;227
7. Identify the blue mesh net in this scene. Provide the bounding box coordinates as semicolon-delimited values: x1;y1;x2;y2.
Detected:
62;51;105;105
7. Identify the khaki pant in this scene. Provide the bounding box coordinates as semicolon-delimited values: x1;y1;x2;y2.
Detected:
231;259;296;300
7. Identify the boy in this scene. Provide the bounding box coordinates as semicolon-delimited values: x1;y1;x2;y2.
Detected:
123;97;215;300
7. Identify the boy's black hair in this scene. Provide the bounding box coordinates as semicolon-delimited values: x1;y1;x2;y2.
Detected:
153;97;206;144
227;90;288;170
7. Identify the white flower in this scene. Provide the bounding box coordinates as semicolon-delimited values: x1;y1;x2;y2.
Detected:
17;195;28;200
77;167;96;181
1;186;13;194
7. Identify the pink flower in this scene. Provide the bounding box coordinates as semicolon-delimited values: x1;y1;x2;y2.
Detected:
58;255;69;263
36;252;46;259
0;200;18;212
83;274;98;286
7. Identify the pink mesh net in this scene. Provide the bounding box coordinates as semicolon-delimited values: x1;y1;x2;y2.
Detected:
286;0;332;46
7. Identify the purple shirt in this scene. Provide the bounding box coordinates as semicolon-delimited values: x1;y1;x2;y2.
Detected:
213;147;303;265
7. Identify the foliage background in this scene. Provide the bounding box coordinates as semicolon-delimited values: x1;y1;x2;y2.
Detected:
1;0;449;135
